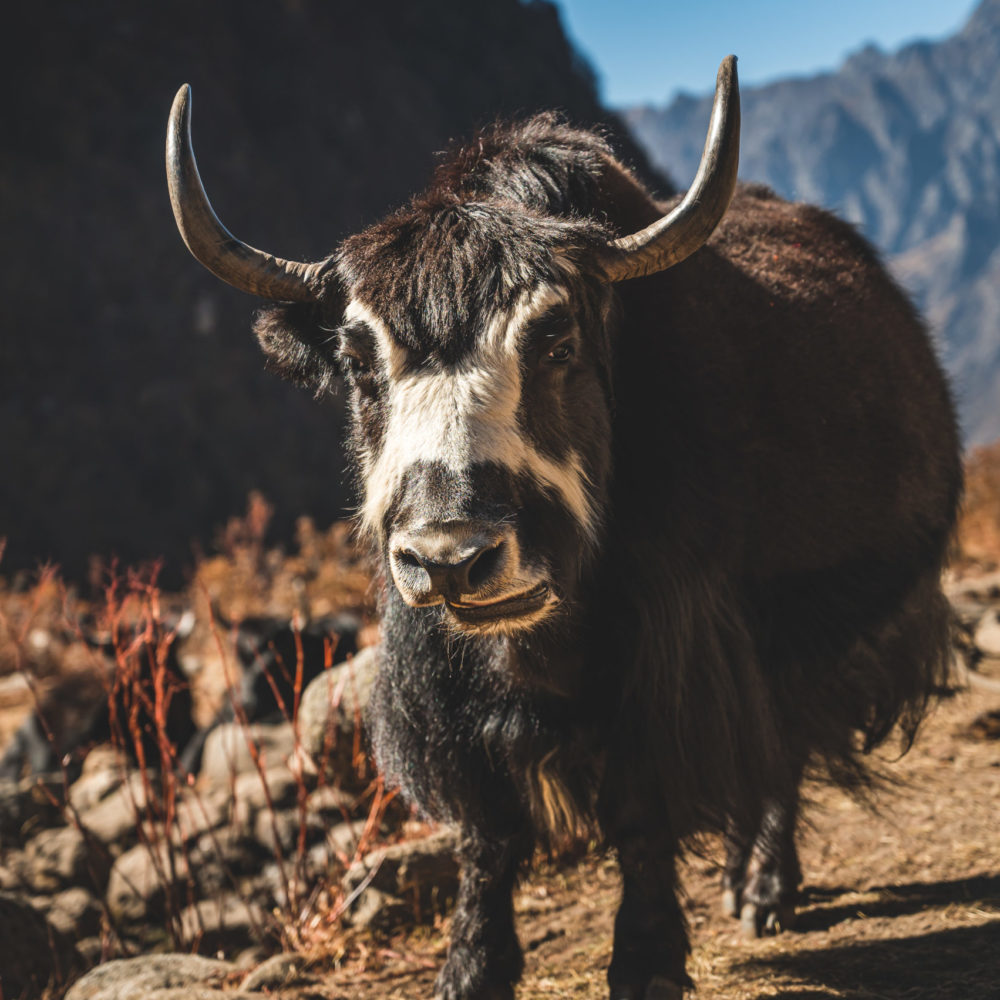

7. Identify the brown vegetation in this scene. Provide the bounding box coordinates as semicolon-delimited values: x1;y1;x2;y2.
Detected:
954;439;1000;572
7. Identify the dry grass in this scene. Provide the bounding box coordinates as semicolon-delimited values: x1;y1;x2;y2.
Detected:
954;439;1000;573
3;472;1000;996
325;681;1000;1000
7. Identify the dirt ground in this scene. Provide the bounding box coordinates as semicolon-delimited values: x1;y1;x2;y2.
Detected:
323;676;1000;1000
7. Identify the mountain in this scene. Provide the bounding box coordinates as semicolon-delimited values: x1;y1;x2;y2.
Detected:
625;0;1000;447
0;0;665;580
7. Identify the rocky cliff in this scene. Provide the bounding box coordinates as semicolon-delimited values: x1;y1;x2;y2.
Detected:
0;0;664;579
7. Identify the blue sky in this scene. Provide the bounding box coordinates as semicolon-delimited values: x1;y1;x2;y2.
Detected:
553;0;978;106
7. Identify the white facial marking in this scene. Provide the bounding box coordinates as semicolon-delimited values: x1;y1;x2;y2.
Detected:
346;289;598;544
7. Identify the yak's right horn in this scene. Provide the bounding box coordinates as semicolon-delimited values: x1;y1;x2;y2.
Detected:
166;85;324;302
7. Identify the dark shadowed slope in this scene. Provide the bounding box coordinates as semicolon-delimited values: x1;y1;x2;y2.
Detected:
0;0;666;581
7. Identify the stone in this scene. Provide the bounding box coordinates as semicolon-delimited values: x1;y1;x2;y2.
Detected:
974;609;1000;658
192;826;264;877
343;827;460;927
297;646;379;788
199;721;296;786
166;787;229;844
81;743;122;776
45;885;104;937
316;818;370;866
64;954;233;1000
24;824;110;892
230;764;300;831
252;860;307;910
0;774;65;847
345;885;414;932
241;952;313;991
77;771;150;847
0;891;82;998
69;752;124;813
307;783;358;815
179;893;269;952
106;841;190;923
0;863;19;890
77;934;106;966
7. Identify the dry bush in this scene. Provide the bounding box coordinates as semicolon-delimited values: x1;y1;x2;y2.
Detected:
194;491;374;623
185;494;377;725
954;439;1000;571
1;562;397;969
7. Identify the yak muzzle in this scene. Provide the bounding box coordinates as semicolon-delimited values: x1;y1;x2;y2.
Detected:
389;522;514;608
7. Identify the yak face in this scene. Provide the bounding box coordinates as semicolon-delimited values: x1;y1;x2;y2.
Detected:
167;60;742;634
329;202;617;635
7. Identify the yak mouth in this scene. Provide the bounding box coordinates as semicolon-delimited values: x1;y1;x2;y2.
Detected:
446;582;552;626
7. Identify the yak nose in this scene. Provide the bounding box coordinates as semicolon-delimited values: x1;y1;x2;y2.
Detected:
389;523;513;607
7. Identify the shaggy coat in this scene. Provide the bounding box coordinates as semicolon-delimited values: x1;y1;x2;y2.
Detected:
230;114;959;998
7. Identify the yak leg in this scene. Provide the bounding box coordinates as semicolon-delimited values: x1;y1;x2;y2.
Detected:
722;782;802;937
436;831;533;1000
720;815;754;919
606;830;691;1000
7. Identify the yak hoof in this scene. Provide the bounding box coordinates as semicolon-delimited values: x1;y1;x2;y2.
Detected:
435;987;513;1000
721;887;740;918
609;977;684;1000
739;900;796;938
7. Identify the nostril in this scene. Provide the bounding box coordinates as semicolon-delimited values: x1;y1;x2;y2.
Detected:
467;540;505;591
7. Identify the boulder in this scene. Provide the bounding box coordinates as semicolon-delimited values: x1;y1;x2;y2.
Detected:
241;952;314;991
343;827;460;927
45;885;104;937
179;893;270;952
69;749;124;813
166;787;229;844
77;772;150;847
297;646;379;788
199;721;296;786
24;824;110;892
0;775;64;848
974;609;1000;658
64;954;234;1000
230;764;300;831
105;841;190;923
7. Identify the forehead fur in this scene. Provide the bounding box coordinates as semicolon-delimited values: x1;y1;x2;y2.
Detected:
336;114;614;361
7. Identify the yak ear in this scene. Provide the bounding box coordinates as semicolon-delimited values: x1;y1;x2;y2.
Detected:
252;302;342;394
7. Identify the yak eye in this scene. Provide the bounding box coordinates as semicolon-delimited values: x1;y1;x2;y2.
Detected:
341;353;370;377
545;340;575;364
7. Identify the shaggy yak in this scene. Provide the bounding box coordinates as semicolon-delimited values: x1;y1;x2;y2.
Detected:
166;58;961;1000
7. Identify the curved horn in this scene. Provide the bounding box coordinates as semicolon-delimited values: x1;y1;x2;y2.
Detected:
166;85;323;302
599;56;740;283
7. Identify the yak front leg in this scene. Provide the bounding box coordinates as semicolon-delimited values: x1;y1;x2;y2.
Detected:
720;814;754;919
738;787;802;937
722;781;802;937
436;832;533;1000
607;832;692;1000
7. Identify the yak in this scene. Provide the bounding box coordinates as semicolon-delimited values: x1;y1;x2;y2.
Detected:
165;58;961;1000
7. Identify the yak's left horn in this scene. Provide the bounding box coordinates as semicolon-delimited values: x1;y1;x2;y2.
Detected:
166;85;323;302
599;56;740;283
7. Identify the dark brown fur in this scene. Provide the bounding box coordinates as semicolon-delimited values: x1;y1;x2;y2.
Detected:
234;115;960;998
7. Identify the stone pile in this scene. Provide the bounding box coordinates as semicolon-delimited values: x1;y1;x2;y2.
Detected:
0;644;459;998
14;571;999;997
948;571;1000;688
